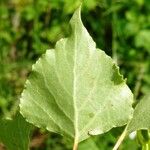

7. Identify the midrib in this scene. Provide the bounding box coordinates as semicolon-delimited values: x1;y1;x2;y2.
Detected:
73;27;79;143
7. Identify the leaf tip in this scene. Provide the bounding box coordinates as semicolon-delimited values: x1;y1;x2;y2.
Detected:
70;3;83;28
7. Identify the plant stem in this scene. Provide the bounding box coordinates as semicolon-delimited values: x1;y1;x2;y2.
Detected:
113;126;128;150
142;143;149;150
73;137;78;150
112;8;118;63
133;64;145;100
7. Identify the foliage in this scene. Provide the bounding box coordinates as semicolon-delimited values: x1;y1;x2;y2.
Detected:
0;113;31;150
0;0;150;149
20;6;133;147
127;93;150;133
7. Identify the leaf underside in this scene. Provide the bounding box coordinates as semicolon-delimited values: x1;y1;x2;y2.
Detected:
20;6;133;142
0;113;31;150
127;93;150;133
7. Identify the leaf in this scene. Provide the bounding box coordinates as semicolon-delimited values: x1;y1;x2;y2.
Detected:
135;30;150;52
79;138;99;150
127;93;150;133
19;6;133;143
0;113;31;150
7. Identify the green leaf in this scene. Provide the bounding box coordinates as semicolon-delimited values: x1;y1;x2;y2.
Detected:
20;6;133;143
0;113;31;150
127;94;150;133
135;30;150;52
79;138;99;150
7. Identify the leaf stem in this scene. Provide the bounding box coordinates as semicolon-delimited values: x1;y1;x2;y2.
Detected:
73;137;78;150
113;126;128;150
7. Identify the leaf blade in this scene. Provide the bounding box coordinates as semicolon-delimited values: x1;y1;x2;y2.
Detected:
127;93;150;133
20;6;133;142
0;113;31;150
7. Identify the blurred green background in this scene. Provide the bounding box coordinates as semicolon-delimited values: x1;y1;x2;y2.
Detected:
0;0;150;149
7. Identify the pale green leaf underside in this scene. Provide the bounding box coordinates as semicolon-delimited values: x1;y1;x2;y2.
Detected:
0;113;31;150
127;93;150;133
20;6;133;142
